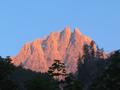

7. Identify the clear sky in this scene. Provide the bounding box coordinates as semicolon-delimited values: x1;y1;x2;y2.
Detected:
0;0;120;57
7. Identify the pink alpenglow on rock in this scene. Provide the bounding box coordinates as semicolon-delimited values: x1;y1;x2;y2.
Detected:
12;27;97;73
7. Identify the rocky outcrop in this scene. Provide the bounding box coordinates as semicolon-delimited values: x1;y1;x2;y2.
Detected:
12;27;95;73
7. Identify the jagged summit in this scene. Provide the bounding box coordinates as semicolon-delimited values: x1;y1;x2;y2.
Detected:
12;27;94;73
64;26;71;33
74;27;82;35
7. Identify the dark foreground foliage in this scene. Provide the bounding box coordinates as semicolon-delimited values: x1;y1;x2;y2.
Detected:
89;50;120;90
0;57;59;90
0;56;18;90
0;48;120;90
25;73;59;90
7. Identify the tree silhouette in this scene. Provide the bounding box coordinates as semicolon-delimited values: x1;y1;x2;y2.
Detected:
0;56;18;90
90;50;120;90
48;60;67;80
77;56;83;80
25;73;59;90
64;73;83;90
90;40;96;57
96;46;104;59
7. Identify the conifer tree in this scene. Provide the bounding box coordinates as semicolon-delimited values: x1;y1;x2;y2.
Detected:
48;60;67;80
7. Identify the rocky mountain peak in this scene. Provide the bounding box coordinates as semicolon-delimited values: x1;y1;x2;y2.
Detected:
64;26;71;34
74;27;82;36
12;27;97;73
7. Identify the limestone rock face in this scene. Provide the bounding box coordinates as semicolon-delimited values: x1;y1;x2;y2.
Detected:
12;27;95;73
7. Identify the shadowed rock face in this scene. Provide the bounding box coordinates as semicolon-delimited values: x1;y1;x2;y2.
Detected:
12;27;95;73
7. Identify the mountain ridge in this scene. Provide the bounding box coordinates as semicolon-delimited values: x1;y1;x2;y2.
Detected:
12;27;97;73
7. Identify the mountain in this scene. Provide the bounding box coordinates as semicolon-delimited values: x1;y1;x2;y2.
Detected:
12;27;98;73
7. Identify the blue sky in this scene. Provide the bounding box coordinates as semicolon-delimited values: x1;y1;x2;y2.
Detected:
0;0;120;57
